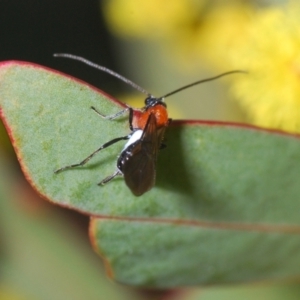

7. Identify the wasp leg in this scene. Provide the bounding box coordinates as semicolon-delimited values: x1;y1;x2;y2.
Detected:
54;135;129;174
98;170;122;185
91;105;134;130
91;106;131;120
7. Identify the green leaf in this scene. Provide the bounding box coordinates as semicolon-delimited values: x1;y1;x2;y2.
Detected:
0;61;300;287
0;154;138;300
91;218;300;287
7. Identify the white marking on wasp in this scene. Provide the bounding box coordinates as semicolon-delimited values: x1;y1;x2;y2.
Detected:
123;130;143;150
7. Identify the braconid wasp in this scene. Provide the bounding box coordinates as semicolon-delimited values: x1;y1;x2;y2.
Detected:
54;53;245;196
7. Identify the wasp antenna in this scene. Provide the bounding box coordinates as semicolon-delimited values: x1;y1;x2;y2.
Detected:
53;53;151;96
160;70;247;99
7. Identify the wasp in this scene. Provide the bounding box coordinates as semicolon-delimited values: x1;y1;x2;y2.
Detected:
54;54;244;196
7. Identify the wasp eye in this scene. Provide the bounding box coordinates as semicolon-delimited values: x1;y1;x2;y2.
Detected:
145;96;153;106
145;96;162;107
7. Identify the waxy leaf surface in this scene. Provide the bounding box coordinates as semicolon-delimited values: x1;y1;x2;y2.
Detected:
0;61;299;287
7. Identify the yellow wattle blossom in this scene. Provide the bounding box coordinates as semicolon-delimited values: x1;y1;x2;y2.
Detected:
229;3;300;132
173;2;254;70
102;0;206;39
102;0;252;69
103;0;300;132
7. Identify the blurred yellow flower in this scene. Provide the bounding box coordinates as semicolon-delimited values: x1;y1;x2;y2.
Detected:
229;2;300;132
102;0;206;39
102;0;253;68
178;2;253;70
103;0;300;132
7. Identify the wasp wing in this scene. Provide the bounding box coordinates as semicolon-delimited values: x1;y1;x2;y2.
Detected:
122;113;166;196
